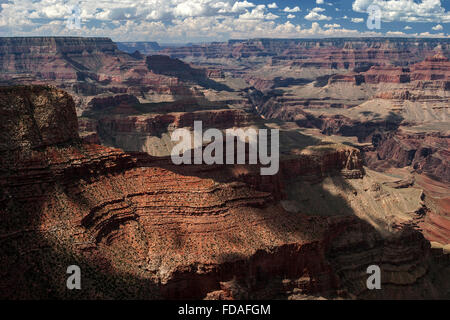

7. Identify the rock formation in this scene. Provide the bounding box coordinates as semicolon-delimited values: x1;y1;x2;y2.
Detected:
162;38;450;66
117;42;162;55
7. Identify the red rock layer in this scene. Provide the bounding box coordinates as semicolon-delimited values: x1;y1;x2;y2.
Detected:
411;53;450;81
0;37;127;81
363;66;411;84
358;53;450;85
163;38;450;68
365;130;450;184
0;37;218;102
324;53;450;85
414;175;450;245
88;108;254;147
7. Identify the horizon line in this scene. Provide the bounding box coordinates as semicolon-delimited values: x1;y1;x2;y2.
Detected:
0;35;449;45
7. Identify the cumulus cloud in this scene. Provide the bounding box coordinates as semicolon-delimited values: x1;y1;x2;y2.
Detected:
0;0;448;41
386;31;407;36
239;5;279;20
432;24;443;31
311;7;325;12
283;6;301;13
231;1;255;13
352;0;450;23
418;31;446;37
351;18;364;23
305;7;331;21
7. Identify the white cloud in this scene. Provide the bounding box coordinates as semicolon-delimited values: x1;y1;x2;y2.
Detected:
41;4;71;19
283;6;301;13
174;2;208;17
311;7;325;13
351;18;364;23
404;26;412;30
352;0;450;23
316;0;324;4
0;0;448;42
231;1;256;13
386;31;407;36
432;24;443;31
287;14;295;19
305;7;331;21
418;31;446;37
239;4;278;20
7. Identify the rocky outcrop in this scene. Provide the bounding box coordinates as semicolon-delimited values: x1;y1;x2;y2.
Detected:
328;74;366;85
146;55;231;91
411;53;450;82
374;90;446;101
0;85;79;151
326;223;440;299
363;66;411;84
280;146;364;180
87;94;140;112
0;37;129;81
91;108;254;155
365;130;450;184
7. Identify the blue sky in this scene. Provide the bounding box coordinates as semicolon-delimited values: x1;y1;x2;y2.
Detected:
0;0;448;42
259;0;450;36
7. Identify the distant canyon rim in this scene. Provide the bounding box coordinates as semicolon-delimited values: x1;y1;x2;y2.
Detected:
0;36;448;299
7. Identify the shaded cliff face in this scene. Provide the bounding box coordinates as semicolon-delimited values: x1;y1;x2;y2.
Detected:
146;55;232;91
117;41;161;55
1;86;449;300
0;85;79;151
365;130;449;184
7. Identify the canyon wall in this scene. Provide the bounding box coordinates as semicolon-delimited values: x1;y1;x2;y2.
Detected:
1;86;448;299
163;38;450;66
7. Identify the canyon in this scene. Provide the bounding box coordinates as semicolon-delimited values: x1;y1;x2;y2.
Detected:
0;37;449;299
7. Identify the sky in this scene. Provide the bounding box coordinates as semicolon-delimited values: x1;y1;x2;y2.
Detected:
0;0;449;42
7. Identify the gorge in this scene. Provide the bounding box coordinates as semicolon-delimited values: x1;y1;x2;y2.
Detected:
0;36;449;299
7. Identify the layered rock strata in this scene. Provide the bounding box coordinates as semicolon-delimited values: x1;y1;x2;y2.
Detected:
1;86;449;300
